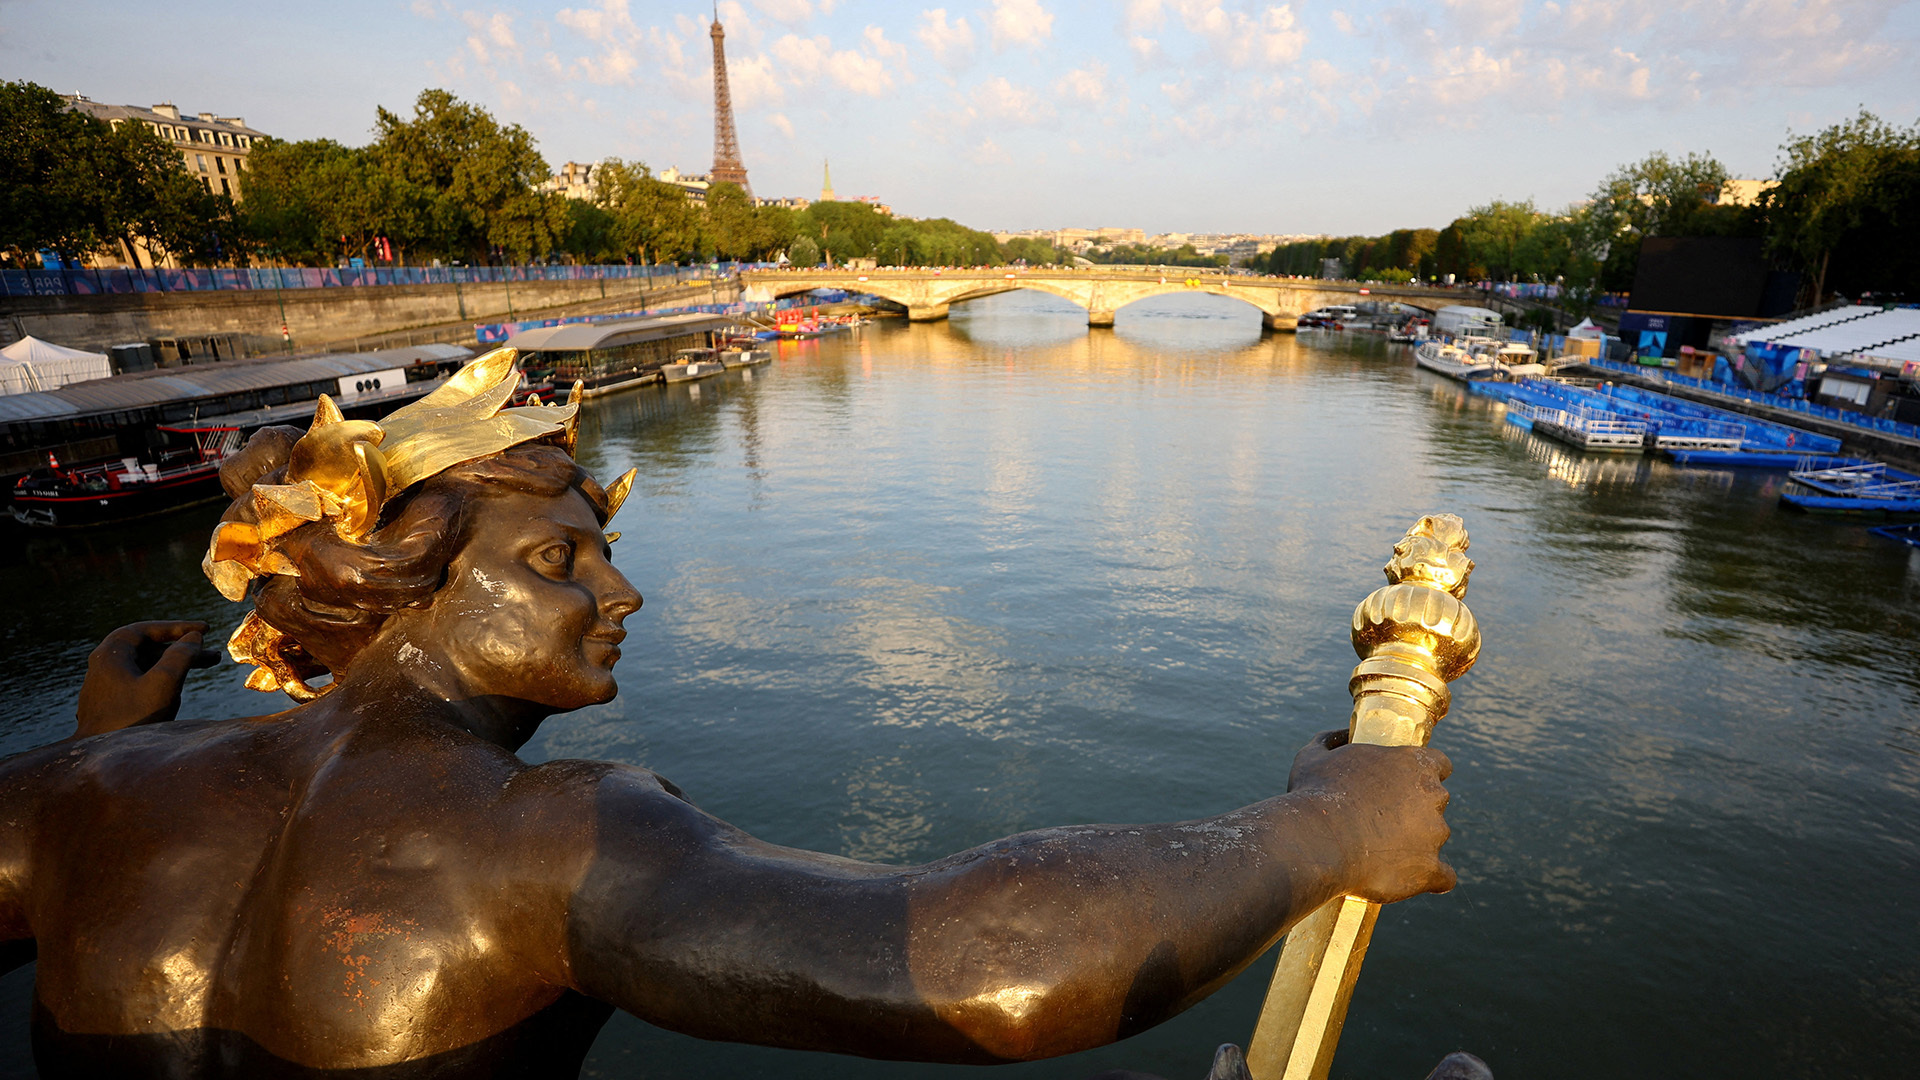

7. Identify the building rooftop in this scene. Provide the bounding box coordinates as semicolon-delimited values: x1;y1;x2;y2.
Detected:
59;95;269;140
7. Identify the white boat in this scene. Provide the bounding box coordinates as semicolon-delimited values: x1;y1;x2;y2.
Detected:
1495;342;1545;378
661;359;726;383
1415;338;1499;380
719;346;771;369
1416;337;1544;382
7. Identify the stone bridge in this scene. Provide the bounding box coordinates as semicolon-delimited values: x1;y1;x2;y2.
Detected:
741;268;1475;330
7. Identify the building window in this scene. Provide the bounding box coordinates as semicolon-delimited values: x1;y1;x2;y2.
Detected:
220;177;231;196
200;129;213;143
201;177;211;192
219;132;233;147
196;154;208;172
216;156;227;174
238;136;250;148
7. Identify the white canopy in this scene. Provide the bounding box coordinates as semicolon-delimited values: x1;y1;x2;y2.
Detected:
1568;318;1603;338
0;336;112;396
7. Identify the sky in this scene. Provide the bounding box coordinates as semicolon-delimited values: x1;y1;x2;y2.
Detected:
4;1;1918;235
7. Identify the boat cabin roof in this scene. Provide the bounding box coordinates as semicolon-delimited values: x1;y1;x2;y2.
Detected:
0;344;471;427
507;313;735;353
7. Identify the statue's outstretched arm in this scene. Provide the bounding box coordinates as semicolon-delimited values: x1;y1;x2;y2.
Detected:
566;731;1451;1064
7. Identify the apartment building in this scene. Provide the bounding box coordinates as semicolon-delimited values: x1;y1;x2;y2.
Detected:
62;95;268;202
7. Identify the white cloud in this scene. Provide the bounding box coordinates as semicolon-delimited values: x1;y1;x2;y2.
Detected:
769;30;896;96
1252;6;1307;65
970;76;1045;122
458;9;520;63
729;52;785;108
988;0;1053;51
917;8;976;69
828;48;894;95
1125;0;1164;32
751;0;814;23
863;25;909;66
1330;9;1354;34
1055;61;1108;104
767;111;795;138
971;137;1012;165
771;33;831;80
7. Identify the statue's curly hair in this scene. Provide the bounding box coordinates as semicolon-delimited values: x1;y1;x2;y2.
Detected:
216;426;611;684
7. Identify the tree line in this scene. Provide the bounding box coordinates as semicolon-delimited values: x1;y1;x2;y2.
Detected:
1254;110;1920;308
0;81;238;268
8;77;1909;302
1;80;1061;272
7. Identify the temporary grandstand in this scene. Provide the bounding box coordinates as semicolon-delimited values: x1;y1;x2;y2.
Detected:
1855;336;1920;371
1727;305;1920;367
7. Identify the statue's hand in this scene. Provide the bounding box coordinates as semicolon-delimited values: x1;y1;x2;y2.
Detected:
75;621;223;738
1287;729;1455;904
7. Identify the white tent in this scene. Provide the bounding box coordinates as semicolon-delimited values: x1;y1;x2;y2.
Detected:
0;336;112;396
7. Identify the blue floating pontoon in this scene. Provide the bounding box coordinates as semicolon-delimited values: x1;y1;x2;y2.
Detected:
1665;450;1869;470
1782;461;1920;516
1594;384;1842;455
1782;492;1920;516
1482;377;1842;460
1869;523;1920;547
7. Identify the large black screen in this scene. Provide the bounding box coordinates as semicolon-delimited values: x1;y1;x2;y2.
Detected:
1628;236;1770;317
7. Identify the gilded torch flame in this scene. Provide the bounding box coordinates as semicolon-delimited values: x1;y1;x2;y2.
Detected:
1246;514;1482;1080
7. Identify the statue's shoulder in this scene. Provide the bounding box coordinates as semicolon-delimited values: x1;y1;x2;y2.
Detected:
0;715;247;789
511;758;692;805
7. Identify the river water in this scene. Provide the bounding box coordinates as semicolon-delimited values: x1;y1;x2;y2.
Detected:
0;291;1915;1079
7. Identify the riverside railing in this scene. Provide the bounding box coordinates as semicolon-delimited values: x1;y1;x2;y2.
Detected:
1589;356;1920;442
0;262;763;299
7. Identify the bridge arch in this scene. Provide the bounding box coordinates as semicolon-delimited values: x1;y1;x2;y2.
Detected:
741;269;1467;331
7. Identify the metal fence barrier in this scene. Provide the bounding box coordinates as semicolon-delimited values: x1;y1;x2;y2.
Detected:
0;263;767;298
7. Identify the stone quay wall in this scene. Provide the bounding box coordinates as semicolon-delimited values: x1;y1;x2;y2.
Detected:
0;275;730;355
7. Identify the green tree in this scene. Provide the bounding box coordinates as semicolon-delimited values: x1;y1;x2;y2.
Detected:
786;235;820;267
1002;236;1067;265
372;89;566;263
1587;150;1730;238
1457;200;1544;280
703;181;768;260
239;139;430;266
1388;229;1439;278
558;198;620;264
596;160;701;265
0;80;108;264
803;201;892;265
1764;110;1920;302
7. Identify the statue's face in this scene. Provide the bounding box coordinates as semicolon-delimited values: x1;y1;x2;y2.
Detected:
403;486;642;712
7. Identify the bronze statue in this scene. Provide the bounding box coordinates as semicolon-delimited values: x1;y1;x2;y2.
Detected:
0;351;1454;1078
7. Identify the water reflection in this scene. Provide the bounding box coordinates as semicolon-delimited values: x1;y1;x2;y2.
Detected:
0;290;1914;1080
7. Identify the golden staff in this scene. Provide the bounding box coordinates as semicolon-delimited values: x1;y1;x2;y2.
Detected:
1244;514;1482;1080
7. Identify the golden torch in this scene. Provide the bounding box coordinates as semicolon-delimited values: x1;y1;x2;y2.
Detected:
1244;514;1482;1080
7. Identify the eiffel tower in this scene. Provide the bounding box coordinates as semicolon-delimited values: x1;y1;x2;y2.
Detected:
708;8;750;195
